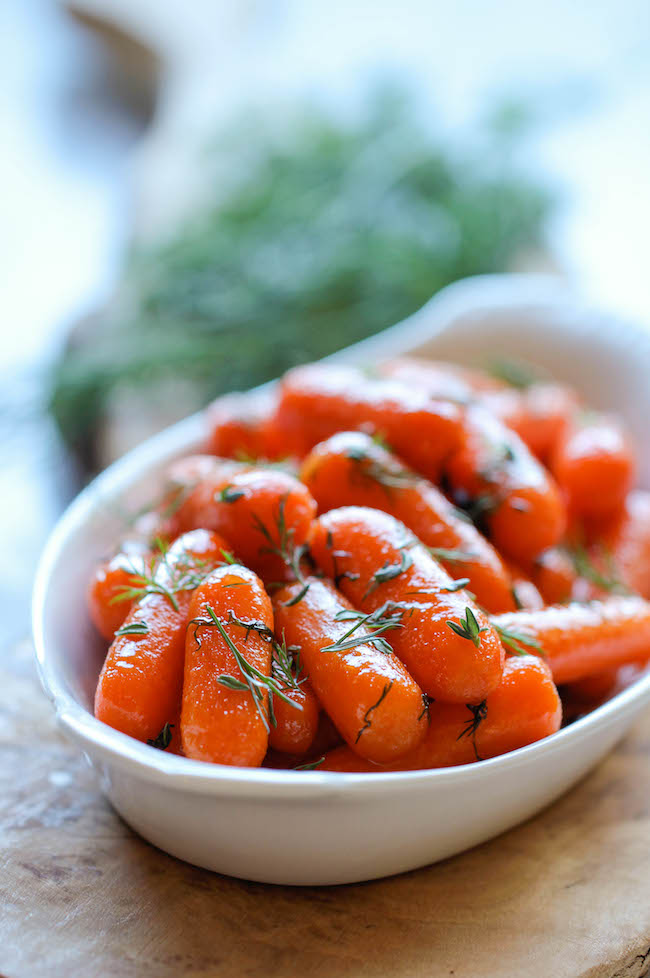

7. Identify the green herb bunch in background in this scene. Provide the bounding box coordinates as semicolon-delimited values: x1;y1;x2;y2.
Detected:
49;88;555;466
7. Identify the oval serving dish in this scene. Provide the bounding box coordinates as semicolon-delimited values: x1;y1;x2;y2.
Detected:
33;274;650;886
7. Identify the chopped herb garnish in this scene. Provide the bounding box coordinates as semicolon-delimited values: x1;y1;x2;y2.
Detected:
364;537;415;598
188;605;300;732
428;546;477;564
446;606;487;648
567;542;630;595
115;619;149;637
251;495;312;601
294;756;325;771
493;622;545;657
147;722;174;750
219;485;245;503
457;700;488;761
355;681;394;744
345;444;414;494
441;577;471;593
418;693;434;722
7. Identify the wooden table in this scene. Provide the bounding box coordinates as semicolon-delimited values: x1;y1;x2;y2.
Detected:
1;638;649;978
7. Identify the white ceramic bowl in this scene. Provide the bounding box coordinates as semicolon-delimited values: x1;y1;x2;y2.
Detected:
33;274;650;886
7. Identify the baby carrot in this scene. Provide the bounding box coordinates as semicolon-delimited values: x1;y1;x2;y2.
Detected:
321;655;562;771
265;632;320;755
87;542;149;640
173;466;317;586
483;383;579;463
182;564;279;766
274;363;463;479
445;402;566;562
598;491;650;599
273;577;428;762
206;389;284;461
550;414;636;521
308;507;505;703
492;595;650;684
300;431;516;613
527;548;577;605
94;529;232;745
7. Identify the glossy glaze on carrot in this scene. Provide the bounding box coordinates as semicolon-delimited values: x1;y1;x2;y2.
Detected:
321;655;562;771
308;507;505;703
273;577;427;762
94;529;232;744
182;564;273;766
273;363;463;480
300;430;516;613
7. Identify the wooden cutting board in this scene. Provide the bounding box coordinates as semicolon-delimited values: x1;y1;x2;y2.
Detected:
1;639;649;978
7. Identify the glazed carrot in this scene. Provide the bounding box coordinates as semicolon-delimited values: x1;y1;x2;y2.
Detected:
172;466;317;585
576;491;650;600
273;577;428;762
273;363;463;479
321;655;561;771
206;389;285;461
300;431;516;613
94;529;232;745
87;542;149;640
550;414;636;520
483;383;579;463
308;507;505;703
267;678;320;755
182;564;275;765
445;402;566;562
527;548;577;605
160;456;246;538
492;595;650;684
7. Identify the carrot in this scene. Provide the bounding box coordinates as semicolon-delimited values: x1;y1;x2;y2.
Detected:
87;542;149;640
94;529;232;745
482;383;579;464
160;456;246;539
267;678;320;755
300;431;516;613
308;507;505;703
321;655;562;771
550;414;636;521
445;402;566;562
172;466;317;585
492;595;650;684
273;577;428;762
527;548;577;605
182;564;277;766
205;389;285;461
273;363;463;479
587;490;650;599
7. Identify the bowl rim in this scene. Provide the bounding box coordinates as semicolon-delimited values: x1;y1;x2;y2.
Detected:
32;273;650;799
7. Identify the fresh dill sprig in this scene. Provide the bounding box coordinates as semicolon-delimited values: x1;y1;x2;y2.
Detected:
567;542;630;595
441;577;471;593
188;606;300;733
446;607;487;648
322;605;402;656
251;494;312;603
493;622;545;657
428;547;477;564
110;540;215;612
219;485;246;503
363;537;416;598
294;756;325;771
345;444;414;495
355;681;394;743
114;619;149;637
271;632;305;691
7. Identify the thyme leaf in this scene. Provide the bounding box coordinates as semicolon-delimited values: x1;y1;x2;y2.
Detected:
493;622;545;657
355;681;394;743
446;606;487;648
114;619;149;637
294;756;325;771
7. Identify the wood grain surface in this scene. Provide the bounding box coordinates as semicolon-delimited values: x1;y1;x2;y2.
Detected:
1;638;649;978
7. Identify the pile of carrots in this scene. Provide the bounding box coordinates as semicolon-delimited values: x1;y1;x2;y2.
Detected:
89;357;650;773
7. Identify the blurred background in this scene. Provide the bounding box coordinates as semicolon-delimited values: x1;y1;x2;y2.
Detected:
2;0;650;652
